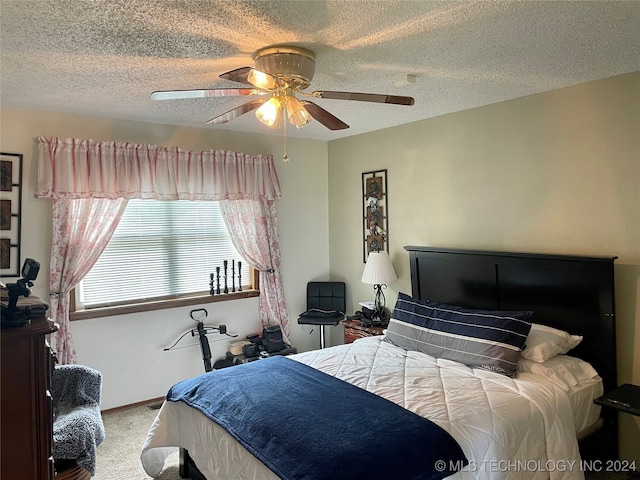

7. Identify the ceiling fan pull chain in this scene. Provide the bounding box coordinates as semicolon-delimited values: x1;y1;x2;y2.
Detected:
282;113;289;163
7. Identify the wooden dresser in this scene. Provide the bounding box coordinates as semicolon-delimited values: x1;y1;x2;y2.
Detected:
1;316;58;480
342;319;385;344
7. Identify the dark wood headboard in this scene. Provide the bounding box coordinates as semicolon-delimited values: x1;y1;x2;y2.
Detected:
403;246;618;393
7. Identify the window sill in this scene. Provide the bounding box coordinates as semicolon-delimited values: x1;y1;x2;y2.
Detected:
70;290;259;321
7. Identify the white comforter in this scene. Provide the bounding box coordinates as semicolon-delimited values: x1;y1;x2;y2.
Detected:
141;336;585;480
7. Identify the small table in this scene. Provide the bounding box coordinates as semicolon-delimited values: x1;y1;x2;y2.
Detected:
341;319;385;344
594;383;640;416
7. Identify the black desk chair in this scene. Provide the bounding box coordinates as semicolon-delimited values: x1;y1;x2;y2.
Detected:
297;282;346;349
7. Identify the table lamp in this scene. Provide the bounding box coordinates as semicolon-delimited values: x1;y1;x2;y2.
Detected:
361;251;397;324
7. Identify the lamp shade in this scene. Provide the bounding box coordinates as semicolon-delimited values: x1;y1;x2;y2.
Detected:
247;68;277;90
284;96;312;128
361;251;397;285
255;96;283;128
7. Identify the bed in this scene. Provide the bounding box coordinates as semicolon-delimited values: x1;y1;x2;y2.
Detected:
141;246;618;480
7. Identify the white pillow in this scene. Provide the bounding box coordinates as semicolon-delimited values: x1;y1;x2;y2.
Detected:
517;355;599;391
521;323;582;363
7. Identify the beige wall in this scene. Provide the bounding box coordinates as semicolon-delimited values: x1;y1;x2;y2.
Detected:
0;109;330;407
327;72;640;463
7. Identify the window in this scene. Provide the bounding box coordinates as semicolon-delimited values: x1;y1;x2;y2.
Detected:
77;199;252;309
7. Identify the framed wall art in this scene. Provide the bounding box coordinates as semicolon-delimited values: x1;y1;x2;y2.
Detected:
362;169;388;262
0;152;23;277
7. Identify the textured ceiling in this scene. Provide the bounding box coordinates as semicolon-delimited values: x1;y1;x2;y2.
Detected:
1;0;639;141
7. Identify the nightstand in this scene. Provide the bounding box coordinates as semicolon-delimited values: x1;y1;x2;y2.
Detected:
594;383;640;416
342;320;384;344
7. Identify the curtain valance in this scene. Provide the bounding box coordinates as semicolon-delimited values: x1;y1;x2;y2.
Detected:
35;137;282;200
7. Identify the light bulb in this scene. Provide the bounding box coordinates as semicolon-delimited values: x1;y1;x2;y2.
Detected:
247;69;277;90
284;96;312;128
255;97;282;128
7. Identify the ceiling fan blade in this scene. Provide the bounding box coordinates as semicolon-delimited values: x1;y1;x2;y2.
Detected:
311;90;415;106
206;99;267;125
218;66;253;85
302;101;349;130
151;88;266;100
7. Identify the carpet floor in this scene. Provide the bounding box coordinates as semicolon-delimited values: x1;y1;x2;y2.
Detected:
95;402;638;480
95;403;181;480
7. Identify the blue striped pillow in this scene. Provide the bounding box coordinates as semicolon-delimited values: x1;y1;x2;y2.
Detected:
385;292;533;376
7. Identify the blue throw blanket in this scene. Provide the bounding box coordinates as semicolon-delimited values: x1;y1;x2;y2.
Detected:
167;356;467;480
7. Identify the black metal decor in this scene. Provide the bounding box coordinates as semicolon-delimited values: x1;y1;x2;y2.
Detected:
210;260;245;295
231;259;236;292
223;260;228;294
362;169;388;262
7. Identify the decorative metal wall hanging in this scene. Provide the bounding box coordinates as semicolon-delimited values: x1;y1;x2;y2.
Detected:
362;169;388;262
0;152;23;277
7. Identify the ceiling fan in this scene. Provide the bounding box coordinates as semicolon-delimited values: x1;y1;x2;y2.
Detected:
151;45;415;131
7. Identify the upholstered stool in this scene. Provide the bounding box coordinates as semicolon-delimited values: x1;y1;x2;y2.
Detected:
297;282;346;349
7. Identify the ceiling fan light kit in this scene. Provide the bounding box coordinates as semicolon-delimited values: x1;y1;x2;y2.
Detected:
248;47;316;130
246;69;277;90
151;44;415;159
253;46;316;89
255;97;283;129
283;95;312;128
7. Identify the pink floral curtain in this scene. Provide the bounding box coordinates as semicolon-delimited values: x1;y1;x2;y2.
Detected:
220;199;289;342
36;137;285;363
36;137;281;200
49;198;128;364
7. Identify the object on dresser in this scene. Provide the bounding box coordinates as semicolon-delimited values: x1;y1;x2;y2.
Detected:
359;305;387;327
351;304;388;327
361;251;397;325
1;258;49;327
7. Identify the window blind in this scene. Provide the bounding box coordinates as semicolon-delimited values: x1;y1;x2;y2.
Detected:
78;199;249;308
